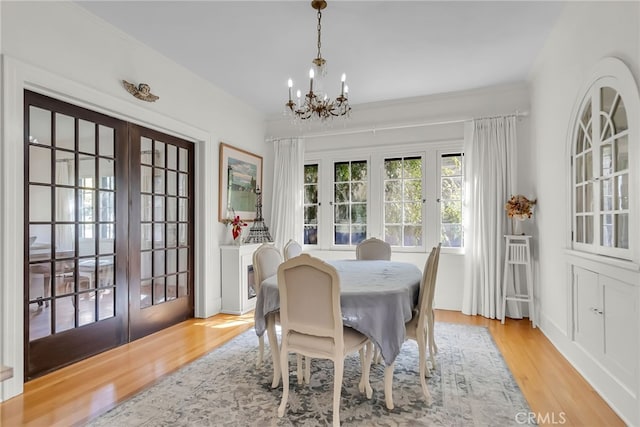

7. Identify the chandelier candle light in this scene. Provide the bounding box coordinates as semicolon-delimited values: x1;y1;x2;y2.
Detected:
285;0;351;121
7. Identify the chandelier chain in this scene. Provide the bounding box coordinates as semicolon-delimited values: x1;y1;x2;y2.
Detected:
316;9;322;60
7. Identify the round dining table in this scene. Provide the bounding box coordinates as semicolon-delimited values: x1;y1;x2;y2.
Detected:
254;259;422;409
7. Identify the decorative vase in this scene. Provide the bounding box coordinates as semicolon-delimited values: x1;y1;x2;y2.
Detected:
512;218;525;235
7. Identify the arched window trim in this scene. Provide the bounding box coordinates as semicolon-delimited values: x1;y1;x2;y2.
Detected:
568;57;640;262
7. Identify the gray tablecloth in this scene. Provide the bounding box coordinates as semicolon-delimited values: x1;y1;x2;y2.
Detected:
254;260;421;365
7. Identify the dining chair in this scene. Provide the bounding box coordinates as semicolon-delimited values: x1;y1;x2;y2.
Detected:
282;239;303;260
425;243;442;370
277;254;373;427
253;243;306;384
356;237;391;260
395;243;441;404
252;243;283;368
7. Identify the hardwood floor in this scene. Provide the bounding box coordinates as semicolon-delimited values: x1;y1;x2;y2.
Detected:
1;310;623;426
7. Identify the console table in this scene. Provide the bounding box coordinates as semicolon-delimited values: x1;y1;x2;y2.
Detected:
220;244;261;314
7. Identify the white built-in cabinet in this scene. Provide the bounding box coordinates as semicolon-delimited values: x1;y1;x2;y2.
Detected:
220;244;261;314
573;266;638;389
570;258;639;424
567;57;640;425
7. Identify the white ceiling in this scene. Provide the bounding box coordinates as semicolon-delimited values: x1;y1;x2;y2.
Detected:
77;1;565;118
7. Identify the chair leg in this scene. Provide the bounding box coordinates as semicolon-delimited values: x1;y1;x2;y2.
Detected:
277;342;289;418
358;345;366;395
430;309;438;355
332;359;344;427
358;347;365;391
266;315;281;388
424;330;433;378
304;356;311;384
428;338;437;373
373;346;383;364
296;354;303;384
384;363;395;410
362;343;373;399
417;329;432;404
427;322;436;372
256;335;264;368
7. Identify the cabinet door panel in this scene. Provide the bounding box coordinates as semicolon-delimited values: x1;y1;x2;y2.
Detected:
602;275;638;390
573;266;602;356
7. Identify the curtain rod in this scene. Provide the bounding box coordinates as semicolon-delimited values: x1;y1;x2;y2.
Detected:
269;110;528;140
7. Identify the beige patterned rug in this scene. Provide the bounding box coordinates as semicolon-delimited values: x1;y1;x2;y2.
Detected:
87;322;532;426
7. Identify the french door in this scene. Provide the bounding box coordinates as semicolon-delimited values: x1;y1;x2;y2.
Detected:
24;91;194;379
128;124;195;340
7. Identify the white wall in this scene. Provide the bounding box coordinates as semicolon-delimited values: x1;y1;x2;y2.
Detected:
267;83;532;313
0;1;265;401
530;0;639;336
529;1;639;424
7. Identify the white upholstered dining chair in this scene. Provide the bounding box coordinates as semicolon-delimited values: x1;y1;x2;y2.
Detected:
395;243;441;404
425;244;442;370
277;254;373;427
252;243;283;368
356;237;391;260
282;239;302;260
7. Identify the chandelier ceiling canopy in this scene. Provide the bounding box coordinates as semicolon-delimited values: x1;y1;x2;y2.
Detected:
285;0;350;122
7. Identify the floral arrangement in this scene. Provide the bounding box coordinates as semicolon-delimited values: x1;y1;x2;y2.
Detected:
505;195;537;220
222;212;247;241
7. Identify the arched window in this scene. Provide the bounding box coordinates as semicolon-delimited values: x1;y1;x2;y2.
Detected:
571;58;639;260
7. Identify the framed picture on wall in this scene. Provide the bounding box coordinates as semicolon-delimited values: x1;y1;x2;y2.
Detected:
218;142;262;222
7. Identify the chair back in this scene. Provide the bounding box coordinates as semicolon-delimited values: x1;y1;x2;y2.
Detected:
426;243;441;314
356;237;391;260
283;239;303;260
416;244;441;327
277;254;343;341
253;243;283;292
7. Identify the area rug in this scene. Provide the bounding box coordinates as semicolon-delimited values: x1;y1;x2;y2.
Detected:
87;323;531;426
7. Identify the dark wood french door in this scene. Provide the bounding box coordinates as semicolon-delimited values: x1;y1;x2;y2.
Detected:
127;124;195;340
24;91;194;379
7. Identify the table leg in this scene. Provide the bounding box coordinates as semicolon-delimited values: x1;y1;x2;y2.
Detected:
384;362;395;410
266;313;281;388
358;342;374;399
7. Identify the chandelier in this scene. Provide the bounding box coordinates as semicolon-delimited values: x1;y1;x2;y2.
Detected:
285;0;351;121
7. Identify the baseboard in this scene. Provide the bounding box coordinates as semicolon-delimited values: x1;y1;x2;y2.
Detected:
538;312;638;426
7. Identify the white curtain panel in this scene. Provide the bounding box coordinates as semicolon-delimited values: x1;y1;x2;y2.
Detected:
270;138;305;250
462;116;522;320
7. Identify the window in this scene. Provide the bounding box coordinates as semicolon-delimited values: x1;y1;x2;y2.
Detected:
303;163;319;245
383;156;423;247
303;142;464;251
333;160;367;245
574;99;594;244
599;87;629;249
571;58;637;260
440;153;464;248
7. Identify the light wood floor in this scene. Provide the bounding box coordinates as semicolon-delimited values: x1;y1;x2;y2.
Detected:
1;310;623;427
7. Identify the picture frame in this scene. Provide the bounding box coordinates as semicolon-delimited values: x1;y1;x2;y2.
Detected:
218;142;263;222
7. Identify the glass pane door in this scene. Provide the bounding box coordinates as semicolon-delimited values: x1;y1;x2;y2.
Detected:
25;90;128;379
24;92;194;378
128;124;194;340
